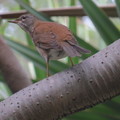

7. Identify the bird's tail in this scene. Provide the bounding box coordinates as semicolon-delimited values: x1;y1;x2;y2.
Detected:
73;44;91;54
62;42;91;57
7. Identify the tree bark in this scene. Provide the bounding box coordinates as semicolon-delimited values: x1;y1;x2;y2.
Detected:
0;36;32;93
0;39;120;120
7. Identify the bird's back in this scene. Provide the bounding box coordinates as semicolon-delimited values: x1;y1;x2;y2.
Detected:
33;21;77;44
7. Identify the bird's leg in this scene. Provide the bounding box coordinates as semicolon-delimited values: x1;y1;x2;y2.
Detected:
69;57;74;66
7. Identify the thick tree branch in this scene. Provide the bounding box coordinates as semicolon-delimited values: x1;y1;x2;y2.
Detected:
0;39;120;120
0;36;32;93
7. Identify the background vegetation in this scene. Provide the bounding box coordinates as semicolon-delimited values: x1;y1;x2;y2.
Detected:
0;0;120;119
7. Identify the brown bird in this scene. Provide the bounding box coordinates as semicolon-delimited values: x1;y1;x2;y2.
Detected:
9;14;91;77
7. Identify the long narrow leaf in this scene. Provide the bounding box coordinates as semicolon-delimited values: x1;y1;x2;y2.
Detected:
19;0;30;9
79;0;120;45
66;111;107;120
103;101;120;113
115;0;120;17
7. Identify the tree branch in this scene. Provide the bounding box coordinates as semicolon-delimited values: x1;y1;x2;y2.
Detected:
0;39;120;120
0;36;32;93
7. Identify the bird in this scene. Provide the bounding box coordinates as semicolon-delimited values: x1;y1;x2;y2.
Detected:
8;14;91;77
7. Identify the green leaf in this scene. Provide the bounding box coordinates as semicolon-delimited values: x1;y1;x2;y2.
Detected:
79;0;120;45
15;0;52;21
19;0;30;9
103;101;120;113
115;0;120;18
66;111;107;120
0;82;12;100
5;37;69;75
34;67;46;80
65;102;120;120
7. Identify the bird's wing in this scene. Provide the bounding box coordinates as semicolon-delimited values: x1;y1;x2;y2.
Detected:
33;24;61;50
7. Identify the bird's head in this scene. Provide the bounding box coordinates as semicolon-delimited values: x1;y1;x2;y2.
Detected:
8;14;38;33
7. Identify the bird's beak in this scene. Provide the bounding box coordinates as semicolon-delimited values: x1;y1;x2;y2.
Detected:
8;19;20;24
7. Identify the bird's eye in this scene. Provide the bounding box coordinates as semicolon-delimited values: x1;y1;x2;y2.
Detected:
22;16;26;20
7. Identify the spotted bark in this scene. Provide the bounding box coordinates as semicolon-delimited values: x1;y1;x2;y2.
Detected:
0;39;120;120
